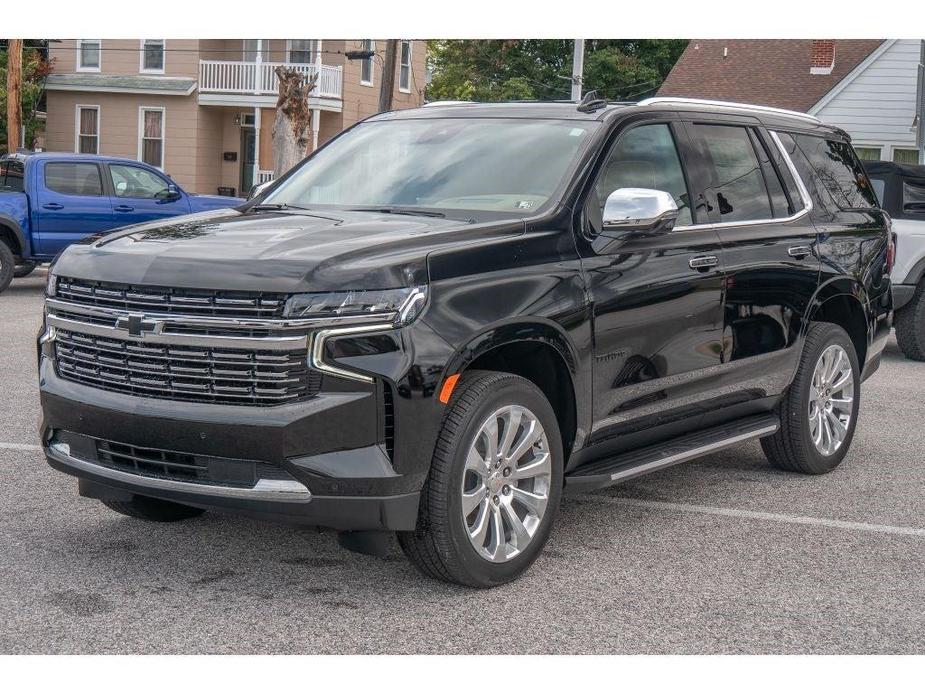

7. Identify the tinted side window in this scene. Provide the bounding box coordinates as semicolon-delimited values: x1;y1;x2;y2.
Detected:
749;131;791;217
903;179;925;215
692;124;773;223
0;160;25;192
595;123;692;226
44;163;103;196
791;134;878;210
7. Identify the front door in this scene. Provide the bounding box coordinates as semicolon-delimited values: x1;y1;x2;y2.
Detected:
106;163;192;226
240;127;256;196
35;160;114;256
575;118;726;452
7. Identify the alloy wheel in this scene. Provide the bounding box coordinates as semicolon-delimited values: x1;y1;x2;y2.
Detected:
808;344;854;456
461;405;551;563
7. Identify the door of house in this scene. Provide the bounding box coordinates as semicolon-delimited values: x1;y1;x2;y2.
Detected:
240;128;257;195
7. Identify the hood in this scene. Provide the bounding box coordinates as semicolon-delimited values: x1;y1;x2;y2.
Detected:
52;208;524;293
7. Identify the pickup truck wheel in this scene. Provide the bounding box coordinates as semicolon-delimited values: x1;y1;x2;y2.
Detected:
895;281;925;361
102;496;206;522
398;370;563;587
761;323;860;474
0;242;14;293
13;261;37;278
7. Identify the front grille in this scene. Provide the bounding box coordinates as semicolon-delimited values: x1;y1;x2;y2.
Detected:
96;439;294;488
56;277;287;319
55;328;321;406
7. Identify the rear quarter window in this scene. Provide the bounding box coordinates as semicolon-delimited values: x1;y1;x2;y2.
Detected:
903;179;925;215
790;134;878;210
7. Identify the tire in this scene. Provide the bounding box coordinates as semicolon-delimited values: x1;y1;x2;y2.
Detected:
398;370;564;588
102;496;206;522
13;260;37;278
895;281;925;361
0;242;14;293
761;323;861;474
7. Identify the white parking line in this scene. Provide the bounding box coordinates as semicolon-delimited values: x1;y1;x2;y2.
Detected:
581;495;925;539
0;442;41;452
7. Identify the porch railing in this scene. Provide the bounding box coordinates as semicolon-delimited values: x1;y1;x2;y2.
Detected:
199;60;343;99
256;170;275;185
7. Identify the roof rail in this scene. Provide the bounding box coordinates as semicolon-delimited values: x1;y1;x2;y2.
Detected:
636;97;822;124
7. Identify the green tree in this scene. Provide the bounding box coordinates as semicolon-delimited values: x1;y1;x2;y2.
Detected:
427;39;687;103
1;45;54;150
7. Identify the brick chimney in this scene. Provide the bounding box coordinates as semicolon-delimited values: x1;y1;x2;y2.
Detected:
811;40;836;75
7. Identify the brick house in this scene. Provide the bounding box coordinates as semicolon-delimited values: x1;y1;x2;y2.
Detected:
658;39;923;164
43;39;427;195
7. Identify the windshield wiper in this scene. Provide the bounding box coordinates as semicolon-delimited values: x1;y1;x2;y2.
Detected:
347;206;446;218
251;202;314;212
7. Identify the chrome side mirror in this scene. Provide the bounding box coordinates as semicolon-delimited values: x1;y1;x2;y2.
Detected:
247;179;273;200
602;188;679;236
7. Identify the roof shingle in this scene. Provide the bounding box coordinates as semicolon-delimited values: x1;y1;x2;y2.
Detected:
657;40;884;112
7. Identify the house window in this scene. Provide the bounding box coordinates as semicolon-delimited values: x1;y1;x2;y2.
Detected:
141;39;165;73
77;39;101;72
360;40;375;86
854;146;882;162
894;148;921;165
76;106;99;154
243;40;270;62
288;40;316;64
139;107;165;169
399;40;412;92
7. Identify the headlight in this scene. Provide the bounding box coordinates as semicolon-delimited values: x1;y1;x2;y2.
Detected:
284;286;427;326
45;270;57;298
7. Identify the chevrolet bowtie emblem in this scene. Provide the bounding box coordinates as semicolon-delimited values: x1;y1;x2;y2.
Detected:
116;313;159;337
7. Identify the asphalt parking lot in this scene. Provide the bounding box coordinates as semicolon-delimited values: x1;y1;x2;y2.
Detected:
2;269;924;654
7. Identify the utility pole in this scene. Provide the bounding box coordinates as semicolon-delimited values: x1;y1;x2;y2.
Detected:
378;40;398;113
571;39;585;101
6;39;24;153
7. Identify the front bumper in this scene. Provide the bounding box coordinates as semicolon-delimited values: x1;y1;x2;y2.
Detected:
39;358;423;530
45;438;419;530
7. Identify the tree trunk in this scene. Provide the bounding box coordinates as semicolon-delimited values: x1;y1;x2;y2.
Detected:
272;67;318;178
6;39;23;153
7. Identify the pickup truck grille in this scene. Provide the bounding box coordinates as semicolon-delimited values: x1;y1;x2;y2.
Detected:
54;328;320;406
55;277;286;319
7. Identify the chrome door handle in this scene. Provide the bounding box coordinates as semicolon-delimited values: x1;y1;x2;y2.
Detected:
114;205;135;212
689;255;719;271
42;202;63;210
788;245;812;258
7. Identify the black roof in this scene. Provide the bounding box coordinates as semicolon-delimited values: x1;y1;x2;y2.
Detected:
863;160;925;179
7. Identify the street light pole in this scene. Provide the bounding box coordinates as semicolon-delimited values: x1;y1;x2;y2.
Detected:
571;39;584;102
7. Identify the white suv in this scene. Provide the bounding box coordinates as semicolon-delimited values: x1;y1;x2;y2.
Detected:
866;161;925;360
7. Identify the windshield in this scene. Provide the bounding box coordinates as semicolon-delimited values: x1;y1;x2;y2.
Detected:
264;117;598;215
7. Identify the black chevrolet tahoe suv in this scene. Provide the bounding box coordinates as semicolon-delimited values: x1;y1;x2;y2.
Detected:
39;97;893;587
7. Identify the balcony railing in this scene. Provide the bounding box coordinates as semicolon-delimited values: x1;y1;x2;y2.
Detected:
199;60;343;99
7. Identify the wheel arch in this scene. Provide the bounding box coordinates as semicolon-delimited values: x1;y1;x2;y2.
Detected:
805;278;870;367
441;319;584;463
0;214;29;258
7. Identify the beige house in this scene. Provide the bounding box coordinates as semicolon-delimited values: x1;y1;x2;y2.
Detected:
44;39;427;196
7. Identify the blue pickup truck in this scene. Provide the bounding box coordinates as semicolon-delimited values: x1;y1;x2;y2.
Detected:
0;152;242;292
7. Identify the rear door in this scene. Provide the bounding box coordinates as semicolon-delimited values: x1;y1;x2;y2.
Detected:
106;163;192;225
35;160;115;256
685;119;820;397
